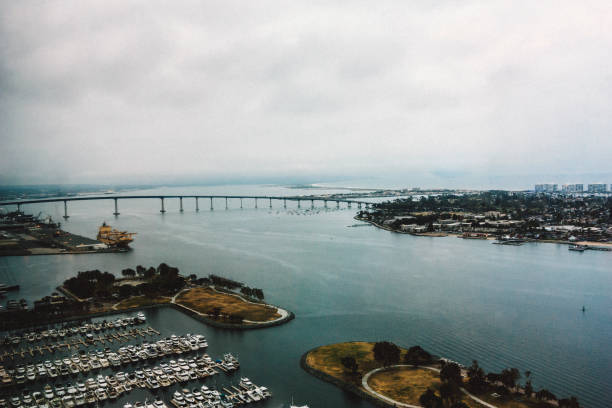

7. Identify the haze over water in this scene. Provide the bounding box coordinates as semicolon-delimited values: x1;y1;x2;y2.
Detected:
1;184;611;407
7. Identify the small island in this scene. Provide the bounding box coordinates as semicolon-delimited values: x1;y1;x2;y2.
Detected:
301;341;580;408
1;264;293;330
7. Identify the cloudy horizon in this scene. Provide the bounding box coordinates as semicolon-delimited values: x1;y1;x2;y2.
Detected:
1;1;611;189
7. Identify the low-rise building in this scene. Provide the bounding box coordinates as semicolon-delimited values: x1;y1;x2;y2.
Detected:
400;224;427;233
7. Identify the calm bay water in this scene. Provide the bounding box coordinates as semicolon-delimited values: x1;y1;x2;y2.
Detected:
1;185;611;407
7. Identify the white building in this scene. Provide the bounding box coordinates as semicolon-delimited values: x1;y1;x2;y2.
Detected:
561;184;584;194
535;184;558;193
587;184;607;193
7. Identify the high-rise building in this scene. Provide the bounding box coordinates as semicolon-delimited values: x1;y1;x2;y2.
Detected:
587;184;607;193
561;184;584;194
535;184;558;193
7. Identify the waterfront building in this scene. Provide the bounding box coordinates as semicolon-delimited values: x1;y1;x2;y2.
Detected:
587;183;607;193
535;184;558;193
561;184;584;194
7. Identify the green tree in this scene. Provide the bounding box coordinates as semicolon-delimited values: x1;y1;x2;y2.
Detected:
439;381;461;405
440;362;462;385
118;285;134;299
500;368;520;391
524;370;533;398
419;389;443;408
373;341;401;367
121;268;136;278
558;396;580;408
340;356;359;374
535;389;557;402
404;345;432;366
253;288;264;300
467;360;487;393
136;265;146;276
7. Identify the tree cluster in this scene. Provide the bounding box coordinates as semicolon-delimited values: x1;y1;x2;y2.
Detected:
209;274;243;290
340;356;359;375
240;286;265;300
373;341;401;367
404;345;433;365
465;361;579;407
63;269;116;299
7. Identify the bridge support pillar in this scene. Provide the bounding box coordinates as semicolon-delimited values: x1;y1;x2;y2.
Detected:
255;198;258;209
348;202;352;209
240;198;243;209
311;199;314;209
195;197;199;212
17;203;21;213
179;197;184;212
324;200;327;208
336;201;339;208
269;198;272;208
63;200;69;219
283;199;286;208
113;198;120;216
160;198;166;213
297;199;301;208
225;197;228;210
210;197;214;210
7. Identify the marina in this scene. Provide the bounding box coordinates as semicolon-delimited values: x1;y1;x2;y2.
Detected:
0;310;269;408
0;354;258;408
0;332;213;383
1;315;149;349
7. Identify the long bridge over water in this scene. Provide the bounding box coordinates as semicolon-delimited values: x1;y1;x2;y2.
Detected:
0;195;373;218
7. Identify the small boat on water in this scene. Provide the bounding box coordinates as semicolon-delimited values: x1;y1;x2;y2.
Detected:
568;244;586;252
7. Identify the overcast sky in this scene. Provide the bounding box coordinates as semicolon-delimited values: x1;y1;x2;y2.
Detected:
1;1;611;188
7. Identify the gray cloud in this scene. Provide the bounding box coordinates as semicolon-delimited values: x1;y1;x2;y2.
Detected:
1;0;611;188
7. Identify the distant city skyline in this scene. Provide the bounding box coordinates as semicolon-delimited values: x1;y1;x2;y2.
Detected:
1;1;611;188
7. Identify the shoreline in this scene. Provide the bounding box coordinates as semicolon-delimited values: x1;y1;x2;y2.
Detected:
4;285;295;331
300;345;395;408
355;216;610;248
0;302;294;331
301;342;564;408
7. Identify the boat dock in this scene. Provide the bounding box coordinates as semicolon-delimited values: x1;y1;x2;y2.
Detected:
0;310;271;407
1;315;147;347
0;327;159;362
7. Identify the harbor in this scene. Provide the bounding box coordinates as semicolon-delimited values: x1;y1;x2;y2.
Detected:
0;212;133;257
0;184;610;408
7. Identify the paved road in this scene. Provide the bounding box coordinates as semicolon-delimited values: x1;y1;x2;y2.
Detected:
361;365;498;408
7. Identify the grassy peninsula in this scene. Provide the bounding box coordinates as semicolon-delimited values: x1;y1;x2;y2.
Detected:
2;264;290;330
302;341;581;408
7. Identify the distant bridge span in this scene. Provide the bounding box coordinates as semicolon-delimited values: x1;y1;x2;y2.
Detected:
0;195;372;218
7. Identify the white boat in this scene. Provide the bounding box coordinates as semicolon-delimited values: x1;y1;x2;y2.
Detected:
290;398;309;408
